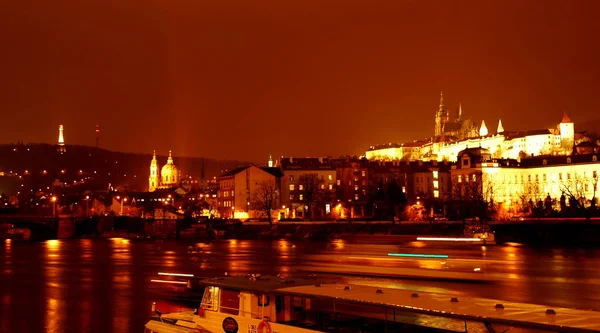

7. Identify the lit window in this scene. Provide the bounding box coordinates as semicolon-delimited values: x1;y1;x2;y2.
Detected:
354;185;359;191
320;184;325;189
361;170;366;177
433;190;439;198
328;175;332;180
433;180;439;189
472;174;476;182
289;194;294;200
336;180;341;186
354;194;359;200
289;184;295;191
328;184;333;190
299;194;303;201
289;175;294;181
299;184;304;190
559;173;563;180
433;171;439;179
458;175;462;183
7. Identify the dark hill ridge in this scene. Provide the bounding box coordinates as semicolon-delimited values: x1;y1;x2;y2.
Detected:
0;143;250;193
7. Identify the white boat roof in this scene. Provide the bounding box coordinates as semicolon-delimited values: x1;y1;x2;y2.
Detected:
278;283;600;333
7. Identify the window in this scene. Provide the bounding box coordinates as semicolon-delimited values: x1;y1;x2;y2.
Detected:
567;157;572;164
361;170;366;177
328;184;333;190
354;185;359;191
559;173;563;180
594;171;598;178
433;190;439;198
472;174;476;182
289;194;294;200
362;189;366;195
543;174;547;181
336;180;341;186
433;171;439;179
458;175;462;183
289;175;294;181
328;175;333;180
567;173;571;180
289;184;295;191
299;194;304;201
320;175;324;181
594;156;598;162
535;175;539;182
320;184;325;189
433;180;439;189
354;194;359;200
462;158;470;167
299;184;304;190
528;175;531;182
361;180;366;186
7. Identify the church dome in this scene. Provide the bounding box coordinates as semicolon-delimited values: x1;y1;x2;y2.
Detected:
161;151;179;185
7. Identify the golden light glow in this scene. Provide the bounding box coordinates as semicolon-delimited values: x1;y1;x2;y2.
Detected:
51;196;57;202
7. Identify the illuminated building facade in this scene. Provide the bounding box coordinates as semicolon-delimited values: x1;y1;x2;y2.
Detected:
216;165;282;219
451;148;600;209
279;157;337;219
148;150;181;192
366;93;578;162
334;158;371;218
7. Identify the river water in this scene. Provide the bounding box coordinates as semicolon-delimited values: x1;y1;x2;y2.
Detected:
1;238;600;333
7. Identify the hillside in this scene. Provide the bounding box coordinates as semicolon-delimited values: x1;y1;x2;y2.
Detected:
0;143;250;194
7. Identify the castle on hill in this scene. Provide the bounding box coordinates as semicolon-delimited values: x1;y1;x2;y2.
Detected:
366;92;577;162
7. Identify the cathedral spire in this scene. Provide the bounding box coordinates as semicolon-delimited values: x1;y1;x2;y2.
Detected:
167;150;173;164
458;102;463;121
497;119;504;133
479;120;488;137
439;91;444;111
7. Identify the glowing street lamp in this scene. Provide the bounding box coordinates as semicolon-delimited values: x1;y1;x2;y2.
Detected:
85;195;90;218
51;196;57;217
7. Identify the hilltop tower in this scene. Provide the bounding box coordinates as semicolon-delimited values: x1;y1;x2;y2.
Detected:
57;125;66;153
95;125;100;148
149;150;159;192
559;112;574;153
268;154;274;167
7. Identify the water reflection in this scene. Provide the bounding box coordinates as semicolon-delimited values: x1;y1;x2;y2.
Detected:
110;237;132;331
44;239;64;332
1;239;600;333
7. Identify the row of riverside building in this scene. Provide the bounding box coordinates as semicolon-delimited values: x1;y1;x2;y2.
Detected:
216;143;600;221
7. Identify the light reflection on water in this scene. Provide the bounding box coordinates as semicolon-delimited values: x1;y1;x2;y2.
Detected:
44;239;64;332
0;239;599;332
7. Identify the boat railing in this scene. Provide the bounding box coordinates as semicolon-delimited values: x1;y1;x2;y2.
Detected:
200;302;270;320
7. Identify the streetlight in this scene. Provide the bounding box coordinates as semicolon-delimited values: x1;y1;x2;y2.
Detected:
120;197;127;215
85;195;90;218
51;196;57;217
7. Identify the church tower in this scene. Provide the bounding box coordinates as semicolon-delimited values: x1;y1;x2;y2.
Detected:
149;150;159;192
434;92;448;136
268;154;273;167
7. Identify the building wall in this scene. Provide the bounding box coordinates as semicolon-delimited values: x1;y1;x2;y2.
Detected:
232;166;278;219
280;169;337;218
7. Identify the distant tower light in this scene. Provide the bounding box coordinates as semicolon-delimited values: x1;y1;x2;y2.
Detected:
96;124;100;148
57;125;66;153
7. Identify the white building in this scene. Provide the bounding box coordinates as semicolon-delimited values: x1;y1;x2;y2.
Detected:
451;148;600;209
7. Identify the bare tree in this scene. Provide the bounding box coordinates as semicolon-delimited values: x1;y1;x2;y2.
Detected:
559;172;599;210
250;180;279;224
298;173;326;220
